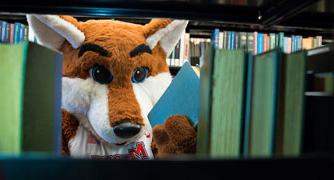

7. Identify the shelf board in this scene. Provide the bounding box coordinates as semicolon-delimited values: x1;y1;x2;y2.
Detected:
0;0;332;36
0;155;333;179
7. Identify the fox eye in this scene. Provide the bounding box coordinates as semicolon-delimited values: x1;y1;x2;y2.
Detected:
89;65;113;84
132;67;148;83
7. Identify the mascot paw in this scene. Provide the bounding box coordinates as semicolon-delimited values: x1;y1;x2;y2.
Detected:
152;115;196;157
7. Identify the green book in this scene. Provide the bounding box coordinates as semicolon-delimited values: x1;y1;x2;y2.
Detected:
196;46;214;156
249;49;282;157
324;73;334;93
0;41;62;155
210;49;246;158
282;51;307;156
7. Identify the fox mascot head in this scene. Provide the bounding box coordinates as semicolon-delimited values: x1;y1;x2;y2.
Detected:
27;15;196;159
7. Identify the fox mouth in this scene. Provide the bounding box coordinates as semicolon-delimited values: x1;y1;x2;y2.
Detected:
115;142;127;146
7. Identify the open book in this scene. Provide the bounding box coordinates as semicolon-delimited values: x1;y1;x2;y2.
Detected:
148;62;200;127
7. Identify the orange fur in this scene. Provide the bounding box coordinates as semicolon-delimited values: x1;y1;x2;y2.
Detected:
61;110;79;155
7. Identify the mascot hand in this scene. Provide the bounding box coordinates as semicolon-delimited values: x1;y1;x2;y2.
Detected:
152;115;196;158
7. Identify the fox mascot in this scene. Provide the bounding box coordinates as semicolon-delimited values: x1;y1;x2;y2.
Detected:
27;15;196;159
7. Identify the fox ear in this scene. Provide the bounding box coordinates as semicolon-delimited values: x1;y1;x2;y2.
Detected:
26;14;85;51
144;19;188;57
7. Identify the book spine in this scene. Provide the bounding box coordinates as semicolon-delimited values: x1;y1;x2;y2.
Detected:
264;33;268;52
1;21;6;42
316;36;322;47
5;23;10;43
223;31;228;49
218;32;223;49
231;31;235;50
227;31;231;50
19;24;25;42
9;23;14;44
275;33;279;48
246;32;254;54
240;32;247;49
179;30;185;66
14;23;20;44
313;37;317;48
184;33;190;62
291;35;295;52
298;36;303;51
258;33;264;54
0;20;2;43
211;28;220;49
287;37;292;53
175;39;181;66
254;32;257;55
269;33;275;50
235;32;239;49
279;32;284;51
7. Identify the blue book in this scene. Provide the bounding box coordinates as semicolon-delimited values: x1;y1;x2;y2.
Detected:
148;62;200;127
14;23;21;44
211;28;220;49
257;33;264;54
20;24;25;42
231;32;235;50
1;21;7;42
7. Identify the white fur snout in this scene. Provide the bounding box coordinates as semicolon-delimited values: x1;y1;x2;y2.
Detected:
62;72;172;145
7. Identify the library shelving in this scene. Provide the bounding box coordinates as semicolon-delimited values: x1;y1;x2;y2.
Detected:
0;0;334;179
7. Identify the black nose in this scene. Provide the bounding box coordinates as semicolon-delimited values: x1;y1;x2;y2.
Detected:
113;122;141;139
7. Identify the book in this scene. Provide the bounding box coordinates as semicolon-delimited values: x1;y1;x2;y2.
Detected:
282;51;307;156
243;53;254;157
249;49;282;157
196;46;214;156
210;49;247;158
258;33;264;54
0;41;62;155
148;62;200;127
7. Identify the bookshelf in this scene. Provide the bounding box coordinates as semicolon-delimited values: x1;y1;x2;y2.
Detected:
0;0;334;179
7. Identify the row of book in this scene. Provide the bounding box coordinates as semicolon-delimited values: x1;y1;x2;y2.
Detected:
167;31;190;67
196;44;334;158
211;29;323;54
0;20;28;44
167;30;323;68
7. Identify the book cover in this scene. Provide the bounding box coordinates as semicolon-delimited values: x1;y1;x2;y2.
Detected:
196;46;214;156
210;49;247;158
249;49;282;157
282;51;307;156
148;62;200;127
0;42;62;155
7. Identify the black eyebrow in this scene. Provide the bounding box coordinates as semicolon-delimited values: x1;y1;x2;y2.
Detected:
78;43;111;57
129;44;152;58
